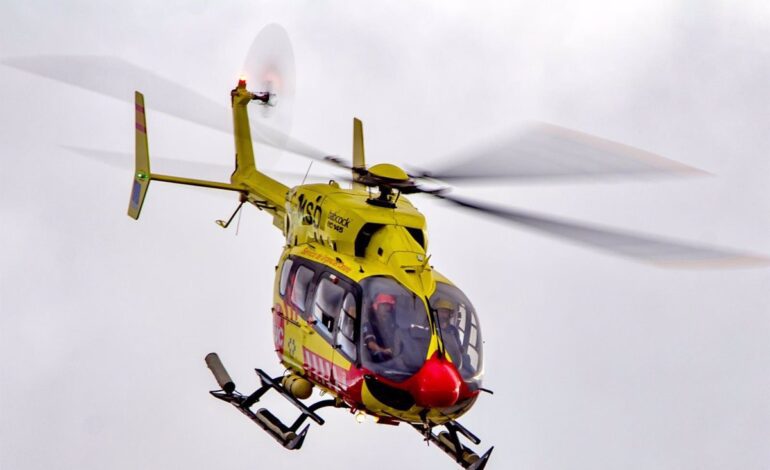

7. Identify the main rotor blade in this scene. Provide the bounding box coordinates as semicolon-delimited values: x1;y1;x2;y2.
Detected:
2;55;329;161
63;146;231;176
417;122;706;183
62;146;323;182
434;192;768;268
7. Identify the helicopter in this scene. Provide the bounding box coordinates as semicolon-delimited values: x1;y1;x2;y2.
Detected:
128;78;766;469
129;83;494;468
5;27;767;470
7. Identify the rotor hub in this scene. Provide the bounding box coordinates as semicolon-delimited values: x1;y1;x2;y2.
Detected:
367;163;409;182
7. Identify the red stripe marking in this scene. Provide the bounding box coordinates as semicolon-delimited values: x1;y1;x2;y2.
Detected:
135;123;146;133
135;104;145;114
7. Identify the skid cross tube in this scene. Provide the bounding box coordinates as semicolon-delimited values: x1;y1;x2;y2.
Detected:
207;360;341;450
252;369;326;424
287;399;339;432
451;420;481;445
411;420;494;469
210;388;310;449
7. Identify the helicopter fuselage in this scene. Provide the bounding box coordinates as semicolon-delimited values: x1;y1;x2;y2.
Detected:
272;183;484;424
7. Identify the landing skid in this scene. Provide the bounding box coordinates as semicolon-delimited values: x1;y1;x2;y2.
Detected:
412;420;494;469
206;353;343;450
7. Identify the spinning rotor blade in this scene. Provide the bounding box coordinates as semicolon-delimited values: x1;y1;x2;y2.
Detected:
62;146;322;182
434;192;768;268
417;122;706;183
63;146;231;176
242;23;296;133
2;55;329;161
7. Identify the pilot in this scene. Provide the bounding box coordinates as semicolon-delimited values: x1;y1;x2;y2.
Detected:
363;293;398;362
435;298;463;367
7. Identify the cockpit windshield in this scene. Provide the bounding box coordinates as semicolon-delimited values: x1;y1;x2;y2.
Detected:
360;276;431;382
429;283;483;381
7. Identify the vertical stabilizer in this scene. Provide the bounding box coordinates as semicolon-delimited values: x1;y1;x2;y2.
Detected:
228;79;289;229
128;91;151;219
352;117;366;190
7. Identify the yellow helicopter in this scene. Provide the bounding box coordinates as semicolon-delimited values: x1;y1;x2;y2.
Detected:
129;78;764;469
131;82;492;467
5;28;767;470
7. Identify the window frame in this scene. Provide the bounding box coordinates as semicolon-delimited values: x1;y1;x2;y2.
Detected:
288;263;316;314
334;291;359;363
310;273;347;338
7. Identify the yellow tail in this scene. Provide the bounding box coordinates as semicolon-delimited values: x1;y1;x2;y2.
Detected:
352;118;366;190
127;91;246;220
230;80;289;230
230;80;259;182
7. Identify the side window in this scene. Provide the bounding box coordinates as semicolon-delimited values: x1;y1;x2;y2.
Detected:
312;275;345;336
279;258;293;296
336;293;358;360
456;304;467;346
465;311;481;372
290;265;315;312
429;282;483;380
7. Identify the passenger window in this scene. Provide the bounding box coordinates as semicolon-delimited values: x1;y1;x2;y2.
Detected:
312;275;345;335
290;265;315;312
279;258;293;296
336;293;357;360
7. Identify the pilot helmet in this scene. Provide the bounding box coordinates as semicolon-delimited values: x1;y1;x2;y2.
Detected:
373;293;396;310
434;298;455;312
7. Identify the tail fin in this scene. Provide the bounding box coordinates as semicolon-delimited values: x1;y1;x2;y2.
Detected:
352;117;366;190
230;80;259;184
126;84;287;228
127;90;250;221
128;91;151;219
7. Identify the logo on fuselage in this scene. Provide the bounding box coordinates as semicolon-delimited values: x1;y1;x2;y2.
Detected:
297;193;323;228
327;210;351;233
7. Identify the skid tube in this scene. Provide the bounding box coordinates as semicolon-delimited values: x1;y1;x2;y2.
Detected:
206;353;343;450
411;420;494;469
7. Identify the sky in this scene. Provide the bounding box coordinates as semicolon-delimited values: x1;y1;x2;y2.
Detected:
1;1;769;469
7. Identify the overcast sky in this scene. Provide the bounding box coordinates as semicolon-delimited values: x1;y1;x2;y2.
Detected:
1;1;769;469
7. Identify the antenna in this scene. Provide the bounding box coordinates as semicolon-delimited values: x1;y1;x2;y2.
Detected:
301;161;313;185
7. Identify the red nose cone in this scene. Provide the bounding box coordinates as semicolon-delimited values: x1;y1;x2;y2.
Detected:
412;353;462;408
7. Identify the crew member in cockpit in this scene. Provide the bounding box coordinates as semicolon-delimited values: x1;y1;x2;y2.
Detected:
435;298;463;368
363;293;398;362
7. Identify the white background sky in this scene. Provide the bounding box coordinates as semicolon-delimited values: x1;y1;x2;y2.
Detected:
1;1;769;469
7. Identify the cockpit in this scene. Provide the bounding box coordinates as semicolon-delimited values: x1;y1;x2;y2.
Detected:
359;278;483;384
359;277;432;380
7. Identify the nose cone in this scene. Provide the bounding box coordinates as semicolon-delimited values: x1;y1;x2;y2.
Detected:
412;353;462;408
